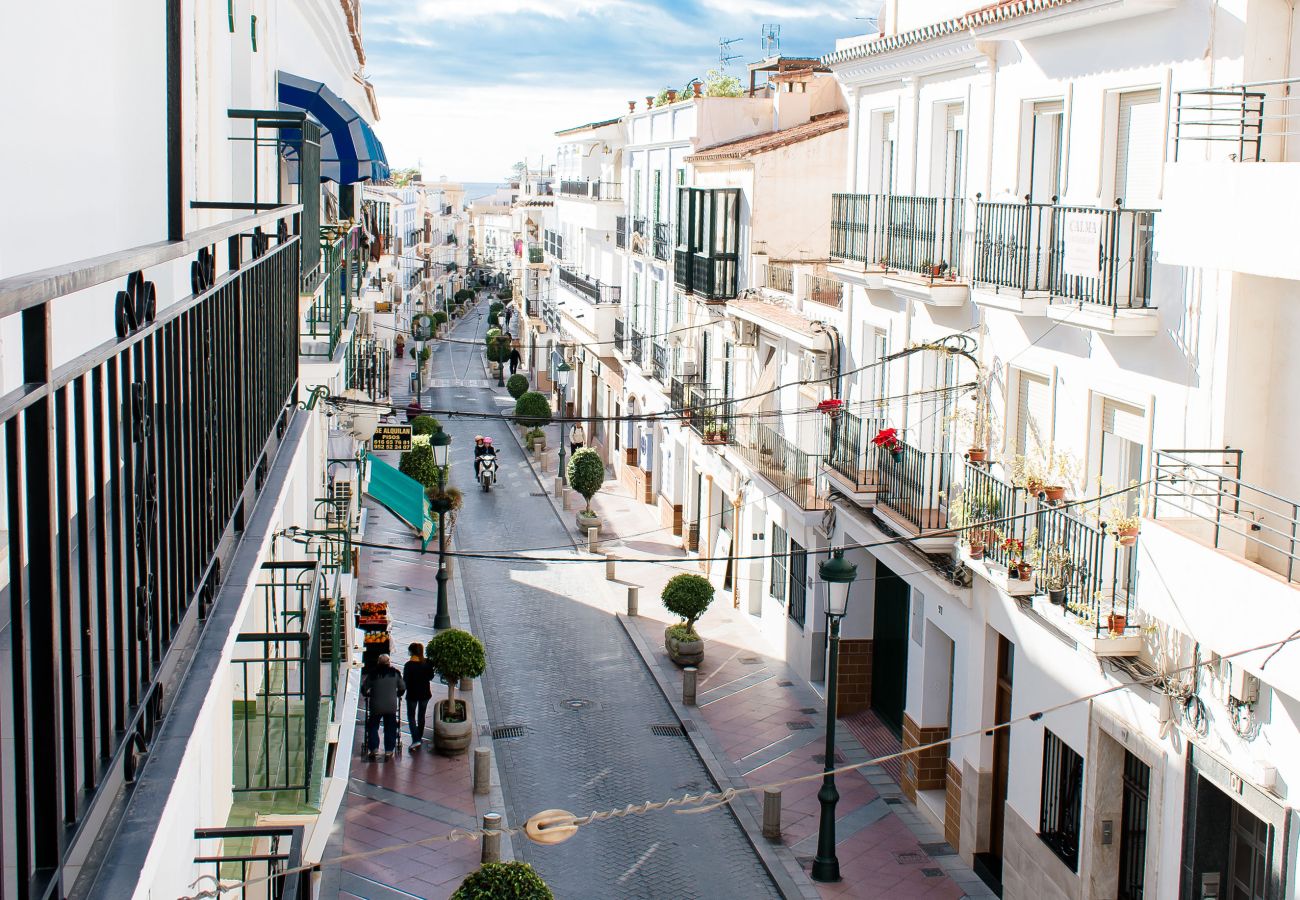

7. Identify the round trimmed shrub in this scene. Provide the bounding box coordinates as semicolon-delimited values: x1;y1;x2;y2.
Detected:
566;447;605;514
431;310;448;327
484;328;511;363
514;391;552;428
661;573;715;638
487;312;500;329
496;288;513;301
451;862;552;900
506;374;529;399
410;415;441;436
489;301;504;316
398;443;439;490
426;628;486;709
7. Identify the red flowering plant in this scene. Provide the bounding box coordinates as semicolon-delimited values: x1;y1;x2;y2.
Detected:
816;398;845;417
1001;537;1023;560
871;427;904;460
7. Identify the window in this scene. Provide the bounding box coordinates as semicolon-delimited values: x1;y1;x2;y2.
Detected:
653;170;662;225
1228;802;1271;900
1039;729;1084;871
1114;89;1162;206
674;187;741;298
631;273;641;328
769;525;788;603
1117;751;1150;900
1097;398;1145;515
1028;100;1065;201
633;169;643;218
878;111;896;193
1013;369;1052;458
939;103;965;197
788;539;807;627
650;282;660;335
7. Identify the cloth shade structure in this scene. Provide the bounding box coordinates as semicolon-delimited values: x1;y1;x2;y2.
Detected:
277;70;390;184
364;453;434;549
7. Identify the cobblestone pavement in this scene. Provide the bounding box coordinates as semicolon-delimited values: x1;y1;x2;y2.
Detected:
431;304;783;898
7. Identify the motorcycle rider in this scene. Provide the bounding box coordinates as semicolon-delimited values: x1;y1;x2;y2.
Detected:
473;435;489;479
478;437;498;485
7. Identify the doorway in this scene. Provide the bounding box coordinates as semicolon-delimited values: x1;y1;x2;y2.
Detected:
870;560;909;735
975;633;1014;893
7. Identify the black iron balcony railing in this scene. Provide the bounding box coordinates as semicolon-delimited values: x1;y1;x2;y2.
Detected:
1173;82;1278;162
303;234;349;357
653;222;672;260
734;416;828;510
345;335;391;401
688;387;733;444
652;342;669;382
763;263;794;293
675;250;737;301
558;266;621;305
1154;448;1300;584
830;192;965;279
806;274;843;308
614;317;626;355
616;216;628;249
628;326;644;367
1048;203;1156;312
876;436;952;533
633;216;649;238
825;411;882;492
972;197;1055;295
194;825;311;900
559;179;625;200
670;376;686;413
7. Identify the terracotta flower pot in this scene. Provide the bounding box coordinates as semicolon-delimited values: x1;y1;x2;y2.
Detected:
1106;613;1127;636
967;448;987;463
968;542;985;560
1044;485;1066;502
1017;562;1033;581
1117;526;1139;547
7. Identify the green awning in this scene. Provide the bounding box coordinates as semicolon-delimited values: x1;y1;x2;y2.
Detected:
365;452;434;549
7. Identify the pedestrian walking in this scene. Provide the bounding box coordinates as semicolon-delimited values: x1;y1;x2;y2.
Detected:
569;422;586;456
403;642;435;751
508;346;521;375
361;653;405;760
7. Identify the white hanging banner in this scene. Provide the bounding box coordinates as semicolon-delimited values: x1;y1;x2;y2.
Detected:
1062;211;1103;280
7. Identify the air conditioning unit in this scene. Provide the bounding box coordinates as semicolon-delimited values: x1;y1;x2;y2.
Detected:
800;350;830;382
735;321;759;347
1229;665;1260;704
679;360;698;378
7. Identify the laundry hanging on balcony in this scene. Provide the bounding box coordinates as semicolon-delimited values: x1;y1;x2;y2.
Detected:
277;70;390;183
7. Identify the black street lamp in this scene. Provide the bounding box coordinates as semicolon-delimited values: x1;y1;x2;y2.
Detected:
430;426;453;631
555;359;573;484
811;549;859;884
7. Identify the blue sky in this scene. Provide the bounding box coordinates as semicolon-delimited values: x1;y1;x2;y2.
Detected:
363;0;881;181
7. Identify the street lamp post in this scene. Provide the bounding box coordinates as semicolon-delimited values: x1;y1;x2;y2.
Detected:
811;549;859;884
430;426;453;631
556;359;573;484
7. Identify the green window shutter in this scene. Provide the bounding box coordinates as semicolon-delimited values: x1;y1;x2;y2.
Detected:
653;172;662;225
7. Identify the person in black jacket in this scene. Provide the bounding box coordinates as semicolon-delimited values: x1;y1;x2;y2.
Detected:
361;654;405;760
403;642;436;751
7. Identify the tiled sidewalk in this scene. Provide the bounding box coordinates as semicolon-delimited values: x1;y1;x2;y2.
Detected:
544;460;995;899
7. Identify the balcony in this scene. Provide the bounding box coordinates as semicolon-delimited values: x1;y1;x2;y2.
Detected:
733;416;828;511
559;179;624;201
302;233;351;358
614;317;626;356
670;376;686;414
762;263;794;294
653;222;672;261
558;266;620;304
829;192;968;305
674;250;738;302
633;216;649;240
628;326;645;368
616;216;627;249
806;274;843;308
688;387;733;445
970;198;1055;316
823;411;882;503
193;826;311;900
1042;203;1157;335
651;342;669;383
874;436;955;550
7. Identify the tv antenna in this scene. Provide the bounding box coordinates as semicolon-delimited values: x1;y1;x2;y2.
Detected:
718;37;743;68
761;24;781;57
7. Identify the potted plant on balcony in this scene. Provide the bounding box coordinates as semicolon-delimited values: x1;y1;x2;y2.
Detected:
1041;542;1075;606
1108;511;1141;547
1017;530;1038;582
1042;451;1079;503
662;573;715;666
1001;537;1023;579
871;427;905;463
816;397;844;419
1010;453;1049;497
1104;595;1128;636
567;448;605;533
426;629;486;755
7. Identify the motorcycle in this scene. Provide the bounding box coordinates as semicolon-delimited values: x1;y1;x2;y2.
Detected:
478;452;498;492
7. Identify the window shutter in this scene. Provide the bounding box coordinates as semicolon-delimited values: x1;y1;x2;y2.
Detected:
1101;398;1145;444
1114;90;1162;206
1015;370;1052;456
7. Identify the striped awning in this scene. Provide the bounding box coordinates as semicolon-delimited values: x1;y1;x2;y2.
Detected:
277;71;390;184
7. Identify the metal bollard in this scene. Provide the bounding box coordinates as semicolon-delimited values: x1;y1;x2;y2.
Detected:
473;747;491;796
683;666;698;706
605;552;616;580
481;812;502;864
588;527;599;554
762;789;782;840
627;585;640;617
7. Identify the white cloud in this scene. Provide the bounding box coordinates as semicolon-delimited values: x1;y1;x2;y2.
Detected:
398;0;642;24
700;0;859;19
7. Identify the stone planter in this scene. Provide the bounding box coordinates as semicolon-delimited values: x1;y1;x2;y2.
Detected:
530;437;547;453
576;512;601;534
665;627;704;667
432;699;472;755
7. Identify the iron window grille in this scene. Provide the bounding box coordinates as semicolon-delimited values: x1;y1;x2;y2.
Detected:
1039;729;1084;871
788;539;808;627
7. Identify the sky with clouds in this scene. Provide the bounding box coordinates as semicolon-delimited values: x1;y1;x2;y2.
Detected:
363;0;881;182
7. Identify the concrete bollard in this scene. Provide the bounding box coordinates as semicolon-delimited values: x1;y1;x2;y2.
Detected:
554;476;564;500
762;789;782;841
627;585;640;617
481;812;502;863
605;552;617;580
473;747;491;796
683;666;698;706
588;527;599;554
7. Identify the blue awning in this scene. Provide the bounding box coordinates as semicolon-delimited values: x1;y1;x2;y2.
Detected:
277;71;390;184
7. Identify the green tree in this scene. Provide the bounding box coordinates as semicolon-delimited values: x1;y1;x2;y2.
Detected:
514;391;552;427
703;68;743;98
506;374;529;399
661;573;715;638
410;415;441;436
425;629;486;714
398;443;439;490
566;448;604;515
485;328;512;364
451;862;552;900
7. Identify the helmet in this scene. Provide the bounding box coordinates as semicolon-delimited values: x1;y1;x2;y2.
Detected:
474;435;484;442
483;437;493;445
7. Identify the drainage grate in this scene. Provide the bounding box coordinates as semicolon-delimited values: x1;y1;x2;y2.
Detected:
777;680;794;687
892;850;927;865
739;656;762;664
786;720;814;731
799;707;818;715
919;842;956;857
492;725;526;739
650;724;687;737
921;867;944;878
884;797;904;805
529;491;548;497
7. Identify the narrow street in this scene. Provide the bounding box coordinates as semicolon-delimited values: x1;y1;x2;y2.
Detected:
428;299;783;897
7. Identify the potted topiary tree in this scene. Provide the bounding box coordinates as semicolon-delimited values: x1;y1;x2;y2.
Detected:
451;862;553;900
506;373;529;399
514;391;552;442
567;447;605;533
425;628;486;755
661;573;714;666
484;328;511;376
399;442;440;491
410;415;441;437
432;310;449;335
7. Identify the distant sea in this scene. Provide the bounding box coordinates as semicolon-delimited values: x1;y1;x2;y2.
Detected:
461;181;506;202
